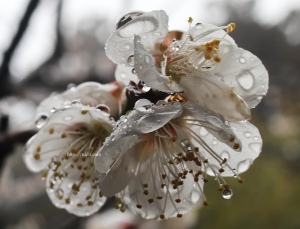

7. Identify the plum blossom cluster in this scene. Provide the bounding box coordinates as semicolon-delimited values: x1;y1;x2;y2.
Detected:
23;10;268;220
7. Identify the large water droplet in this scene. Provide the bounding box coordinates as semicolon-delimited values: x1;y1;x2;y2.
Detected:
189;190;200;203
67;83;76;90
35;114;48;128
237;71;255;91
96;104;110;115
116;11;144;29
244;132;251;138
222;188;233;199
221;151;230;160
127;55;135;66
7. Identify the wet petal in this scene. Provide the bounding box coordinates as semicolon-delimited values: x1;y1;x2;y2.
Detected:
180;74;251;121
134;36;183;92
115;65;139;85
195;121;262;176
123;162;205;220
106;10;168;66
211;45;269;108
24;105;114;172
190;23;236;45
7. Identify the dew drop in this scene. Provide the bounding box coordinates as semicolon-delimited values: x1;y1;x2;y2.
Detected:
55;188;64;199
239;57;246;64
237;159;252;173
189;190;200;203
237;71;255;90
253;136;259;141
127;55;135;66
212;140;218;145
120;72;127;79
222;188;233;199
199;127;209;137
144;55;151;64
67;83;76;90
221;151;230;160
180;139;190;148
63;115;73;121
138;81;151;93
35;114;48;128
116;11;144;29
71;100;81;106
125;44;131;49
131;68;136;74
96;104;110;114
244;132;251;138
195;23;203;29
249;142;262;154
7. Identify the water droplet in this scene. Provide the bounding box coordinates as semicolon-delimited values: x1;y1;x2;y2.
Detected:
144;55;151;64
64;115;73;121
67;83;76;90
96;104;110;114
221;151;230;160
244;132;251;138
111;135;115;141
239;57;246;64
253;136;259;141
131;68;136;74
71;100;81;106
199;127;208;137
154;32;161;36
127;55;134;66
195;23;203;29
237;71;254;90
180;139;190;148
222;188;233;199
35;114;48;128
138;81;151;93
116;11;144;29
120;72;127;79
125;44;131;49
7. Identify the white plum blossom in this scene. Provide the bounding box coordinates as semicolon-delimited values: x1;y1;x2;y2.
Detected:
24;104;115;216
35;81;124;124
105;10;269;122
94;99;262;219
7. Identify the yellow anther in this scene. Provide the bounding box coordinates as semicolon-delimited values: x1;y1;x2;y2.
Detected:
214;56;221;63
188;17;193;24
227;23;236;33
34;153;40;160
49;128;54;134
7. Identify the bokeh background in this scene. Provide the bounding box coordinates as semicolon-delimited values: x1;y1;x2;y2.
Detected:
1;0;300;228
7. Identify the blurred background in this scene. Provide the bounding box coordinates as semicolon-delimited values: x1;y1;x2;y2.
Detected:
0;0;300;228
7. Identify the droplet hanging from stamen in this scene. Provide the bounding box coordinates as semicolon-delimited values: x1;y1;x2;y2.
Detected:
222;188;233;199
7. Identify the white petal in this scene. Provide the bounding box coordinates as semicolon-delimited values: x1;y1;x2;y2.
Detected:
134;35;183;93
106;10;168;66
115;65;139;85
180;74;251;121
24;105;114;172
211;45;269;108
190;23;236;45
197;121;262;176
123;163;205;220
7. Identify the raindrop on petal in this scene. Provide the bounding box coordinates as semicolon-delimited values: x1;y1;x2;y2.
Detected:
239;57;246;64
35;114;48;128
116;11;144;29
237;71;255;91
222;188;233;199
127;55;135;66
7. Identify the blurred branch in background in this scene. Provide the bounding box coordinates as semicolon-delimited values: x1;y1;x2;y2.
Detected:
0;0;40;98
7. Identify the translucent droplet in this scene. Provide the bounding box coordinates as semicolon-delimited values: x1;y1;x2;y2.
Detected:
154;32;161;36
189;190;200;203
125;44;131;49
138;81;151;93
195;23;203;29
237;71;254;91
35;114;48;128
237;159;252;173
199;127;209;137
71;100;81;106
221;151;230;160
131;68;136;74
96;104;110;115
144;55;151;64
116;11;144;29
249;142;262;154
180;139;190;148
253;136;259;141
239;57;246;64
244;132;251;138
67;83;76;90
222;188;233;199
127;55;134;66
64;115;73;121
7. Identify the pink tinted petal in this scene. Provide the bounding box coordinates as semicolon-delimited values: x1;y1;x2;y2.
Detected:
134;36;183;92
211;45;269;108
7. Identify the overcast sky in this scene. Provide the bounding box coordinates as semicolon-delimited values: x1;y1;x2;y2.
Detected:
0;0;300;81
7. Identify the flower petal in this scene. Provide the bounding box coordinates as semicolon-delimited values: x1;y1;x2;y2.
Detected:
190;23;236;45
134;35;183;92
123;162;205;220
180;74;251;121
115;65;139;85
194;121;262;176
24;105;114;172
211;45;269;108
106;10;168;66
